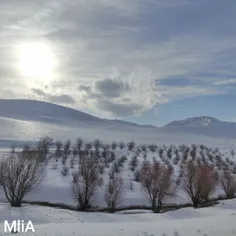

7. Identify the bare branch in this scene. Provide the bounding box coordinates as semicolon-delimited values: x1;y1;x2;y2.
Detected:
104;177;125;213
0;150;45;207
72;156;102;210
140;163;175;212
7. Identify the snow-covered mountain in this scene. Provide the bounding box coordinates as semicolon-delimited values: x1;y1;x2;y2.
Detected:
0;99;154;128
164;116;222;127
0;99;107;126
0;99;236;148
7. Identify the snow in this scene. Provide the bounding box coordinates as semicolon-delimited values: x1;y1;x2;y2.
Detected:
0;99;236;235
0;142;234;207
165;116;220;127
0;200;236;235
0;99;236;149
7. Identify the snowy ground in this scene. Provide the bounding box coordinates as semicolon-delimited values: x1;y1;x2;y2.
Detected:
0;200;236;235
0;142;235;207
0;100;236;235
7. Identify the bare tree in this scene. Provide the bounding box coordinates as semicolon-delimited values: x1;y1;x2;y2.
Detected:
0;152;45;207
62;140;71;164
220;171;236;199
148;144;158;153
133;169;141;182
129;155;139;171
140;163;175;212
72;146;77;157
72;156;103;210
119;141;125;150
38;136;53;163
231;150;235;159
104;177;125;213
64;140;71;156
111;141;118;150
182;160;217;208
127;140;136;151
10;145;16;154
140;144;147;152
55;141;63;161
85;142;93;151
76;138;84;152
94;139;102;150
199;165;218;202
75;138;84;164
102;143;110;151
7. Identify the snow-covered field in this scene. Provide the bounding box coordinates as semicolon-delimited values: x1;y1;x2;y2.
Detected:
0;99;236;236
0;142;234;206
0;200;236;235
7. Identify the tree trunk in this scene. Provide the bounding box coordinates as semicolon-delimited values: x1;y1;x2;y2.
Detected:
10;200;22;207
79;199;90;211
157;200;163;213
109;202;115;213
152;200;157;213
192;198;199;208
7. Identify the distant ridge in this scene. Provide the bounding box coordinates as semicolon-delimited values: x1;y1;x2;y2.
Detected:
164;116;223;127
0;99;236;146
0;99;155;128
0;99;103;124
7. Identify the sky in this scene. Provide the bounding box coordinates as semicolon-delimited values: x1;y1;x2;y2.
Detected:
0;0;236;126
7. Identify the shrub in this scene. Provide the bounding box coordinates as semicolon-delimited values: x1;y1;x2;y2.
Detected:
220;171;236;199
141;145;147;152
182;160;218;207
148;144;157;153
133;170;141;182
119;141;125;150
117;156;127;167
129;155;138;171
38;136;53;163
72;157;103;211
76;138;84;152
127;140;136;151
112;162;121;173
94;139;102;150
111;141;118;150
0;153;45;207
140;163;175;212
104;177;125;213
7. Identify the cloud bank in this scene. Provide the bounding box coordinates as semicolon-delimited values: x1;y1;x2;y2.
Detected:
0;0;235;117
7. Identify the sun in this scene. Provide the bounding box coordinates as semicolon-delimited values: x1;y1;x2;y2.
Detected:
16;42;57;83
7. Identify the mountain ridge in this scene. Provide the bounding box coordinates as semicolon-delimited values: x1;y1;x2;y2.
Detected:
0;99;157;128
0;99;235;128
164;116;222;127
0;99;236;148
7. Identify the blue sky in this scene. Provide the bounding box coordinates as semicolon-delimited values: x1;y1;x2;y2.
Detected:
125;94;236;126
0;0;235;126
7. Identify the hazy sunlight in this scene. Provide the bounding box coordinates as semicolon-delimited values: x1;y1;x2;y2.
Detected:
16;42;57;83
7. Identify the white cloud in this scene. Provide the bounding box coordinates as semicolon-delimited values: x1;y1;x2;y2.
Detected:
0;0;235;117
214;79;236;86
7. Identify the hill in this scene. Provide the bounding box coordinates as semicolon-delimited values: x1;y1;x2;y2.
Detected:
163;116;236;141
0;99;235;149
164;116;221;127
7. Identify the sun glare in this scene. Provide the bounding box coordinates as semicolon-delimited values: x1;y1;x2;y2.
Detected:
17;42;57;83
